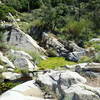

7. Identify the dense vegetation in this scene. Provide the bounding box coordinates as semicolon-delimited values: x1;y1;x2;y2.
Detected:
0;0;100;43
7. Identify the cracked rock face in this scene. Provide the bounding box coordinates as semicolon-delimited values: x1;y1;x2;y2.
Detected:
37;70;86;87
63;84;100;100
42;32;68;57
36;70;100;100
3;28;45;53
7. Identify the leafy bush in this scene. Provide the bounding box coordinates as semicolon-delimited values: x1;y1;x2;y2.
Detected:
47;49;58;57
0;82;20;94
0;4;17;20
85;41;100;52
0;43;8;51
79;56;93;63
0;32;3;41
27;51;42;64
14;67;29;74
1;0;36;12
93;53;100;63
38;57;76;70
0;59;4;65
0;31;8;51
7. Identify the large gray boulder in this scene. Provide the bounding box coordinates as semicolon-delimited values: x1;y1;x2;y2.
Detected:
3;27;45;53
14;57;37;71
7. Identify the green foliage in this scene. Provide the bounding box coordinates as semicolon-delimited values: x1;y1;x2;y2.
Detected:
61;19;94;42
79;56;93;63
30;0;99;43
27;51;42;64
38;57;76;69
93;53;100;63
1;0;100;44
85;41;100;52
14;67;29;74
0;32;3;42
0;4;17;20
47;49;58;57
0;30;8;51
0;82;20;94
0;43;8;51
1;0;36;12
0;59;4;65
6;54;16;62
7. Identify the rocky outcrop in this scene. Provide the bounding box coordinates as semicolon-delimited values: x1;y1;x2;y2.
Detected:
1;70;100;100
42;32;68;57
42;32;86;61
3;26;45;53
37;70;86;87
36;70;100;100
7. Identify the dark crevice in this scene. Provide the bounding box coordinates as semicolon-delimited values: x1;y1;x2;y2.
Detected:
7;30;12;42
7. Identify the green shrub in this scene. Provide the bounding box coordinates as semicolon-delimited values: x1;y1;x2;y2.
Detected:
0;32;4;42
0;82;20;94
6;54;16;62
0;43;9;51
14;67;29;74
27;51;42;64
0;59;4;65
47;49;58;57
93;53;100;63
85;41;100;52
38;57;76;70
79;56;93;63
2;0;37;12
0;32;8;50
0;4;17;20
